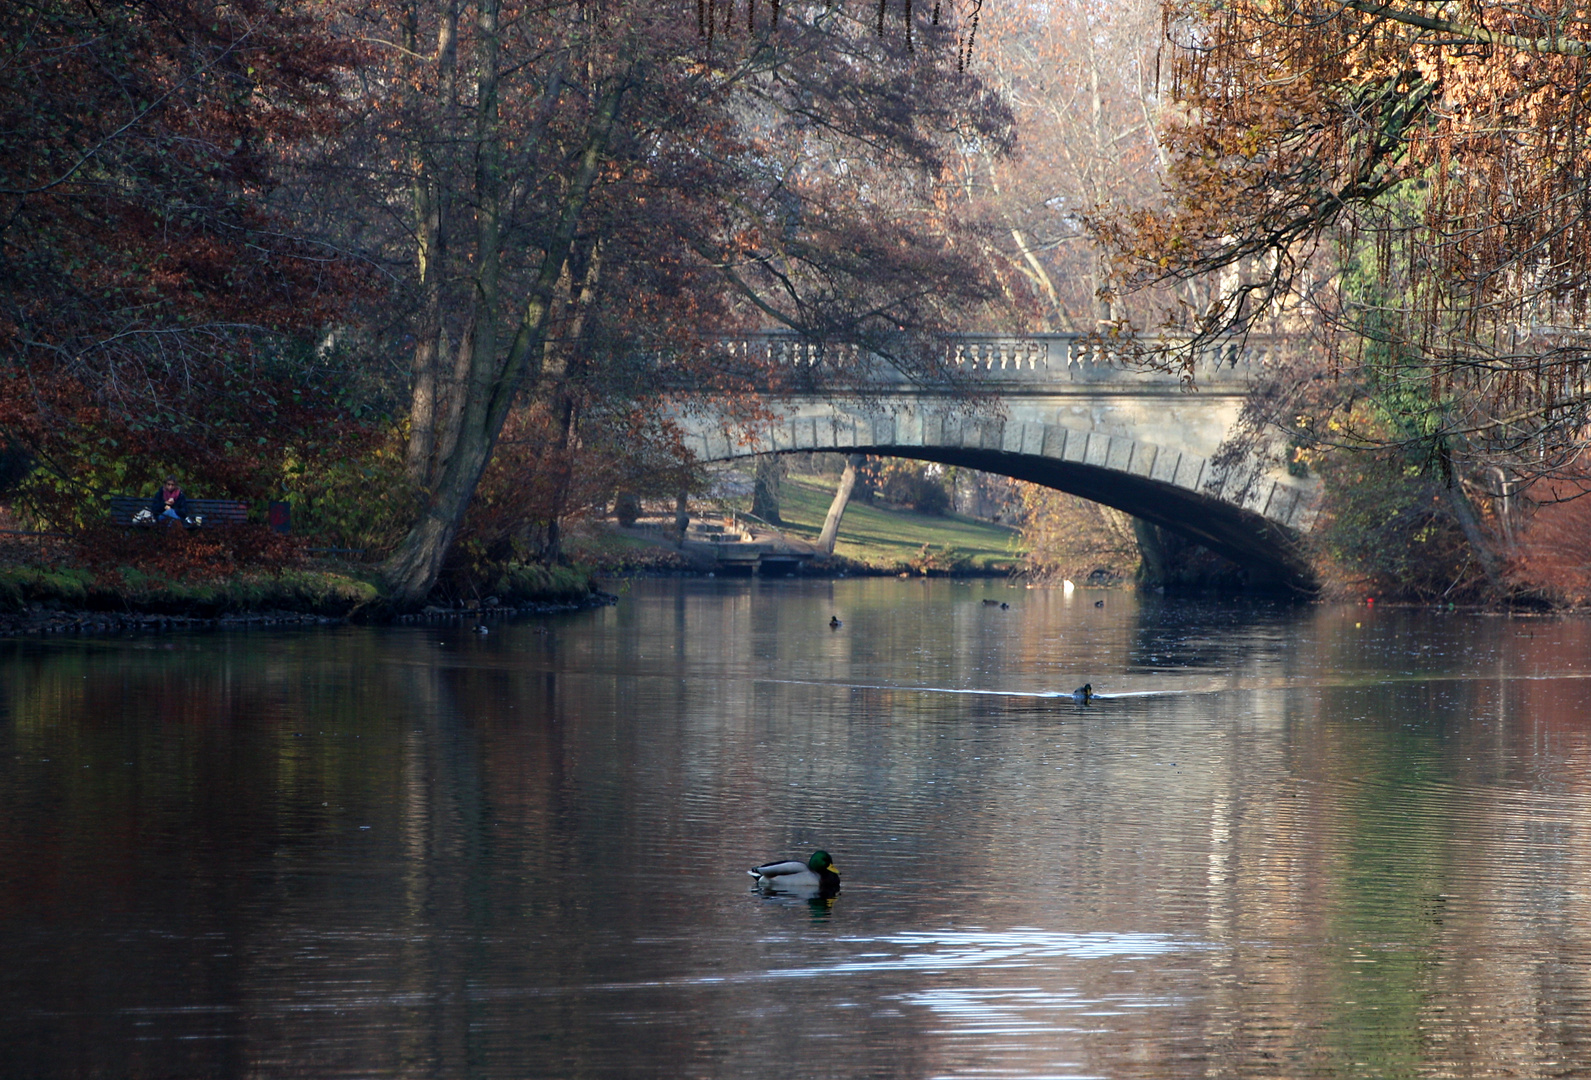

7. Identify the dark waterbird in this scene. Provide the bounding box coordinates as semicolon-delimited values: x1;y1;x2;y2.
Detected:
1072;683;1093;704
829;615;842;629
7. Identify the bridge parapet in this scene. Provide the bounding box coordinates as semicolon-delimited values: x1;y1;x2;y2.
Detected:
718;331;1296;389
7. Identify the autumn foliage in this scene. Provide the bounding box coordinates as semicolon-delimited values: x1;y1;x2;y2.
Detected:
1513;486;1591;605
306;0;1013;602
1;0;379;567
1082;0;1591;600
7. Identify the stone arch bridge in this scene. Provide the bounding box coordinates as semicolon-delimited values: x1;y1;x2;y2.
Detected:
674;332;1321;590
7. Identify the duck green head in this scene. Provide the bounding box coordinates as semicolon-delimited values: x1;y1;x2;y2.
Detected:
808;850;838;874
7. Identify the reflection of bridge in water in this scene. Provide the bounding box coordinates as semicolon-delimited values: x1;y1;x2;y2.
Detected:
675;332;1321;590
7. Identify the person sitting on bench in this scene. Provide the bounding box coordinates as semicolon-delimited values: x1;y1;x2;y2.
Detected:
149;476;189;524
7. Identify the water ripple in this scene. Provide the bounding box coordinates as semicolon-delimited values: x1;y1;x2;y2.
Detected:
776;929;1212;979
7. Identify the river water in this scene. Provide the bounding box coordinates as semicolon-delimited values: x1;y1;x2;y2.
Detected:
4;579;1591;1078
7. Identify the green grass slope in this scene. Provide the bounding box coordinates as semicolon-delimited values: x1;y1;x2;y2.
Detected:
774;476;1024;572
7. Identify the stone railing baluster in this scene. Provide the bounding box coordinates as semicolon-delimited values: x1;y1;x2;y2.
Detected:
704;330;1292;384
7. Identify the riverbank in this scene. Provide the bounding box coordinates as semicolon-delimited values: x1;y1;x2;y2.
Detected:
0;593;618;639
769;476;1025;574
563;477;1027;578
0;556;611;639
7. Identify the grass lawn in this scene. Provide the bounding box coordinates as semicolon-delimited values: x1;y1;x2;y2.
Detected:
562;526;695;573
772;476;1025;572
564;529;665;559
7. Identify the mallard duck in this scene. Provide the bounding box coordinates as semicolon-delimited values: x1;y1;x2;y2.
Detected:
829;615;842;629
749;850;841;893
472;624;489;634
1072;683;1093;704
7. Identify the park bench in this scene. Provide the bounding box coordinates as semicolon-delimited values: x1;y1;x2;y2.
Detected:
109;495;250;527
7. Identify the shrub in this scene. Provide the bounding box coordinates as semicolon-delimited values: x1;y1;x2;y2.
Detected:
1312;448;1484;600
490;562;596;604
1016;485;1139;583
865;460;950;515
1513;488;1591;605
0;566;94;611
906;543;974;575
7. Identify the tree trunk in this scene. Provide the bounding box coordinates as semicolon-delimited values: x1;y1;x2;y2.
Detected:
1132;517;1170;586
428;316;474;486
1085;30;1115;326
817;454;863;555
751;454;783;524
404;194;443;482
549;395;581;560
524;239;602;564
613;491;641;526
673;490;690;540
380;52;629;608
402;0;459;484
1439;446;1505;593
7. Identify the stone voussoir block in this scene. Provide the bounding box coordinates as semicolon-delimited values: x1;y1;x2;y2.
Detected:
1041;424;1069;459
1128;442;1158;477
1104;437;1134;472
1062;429;1090;463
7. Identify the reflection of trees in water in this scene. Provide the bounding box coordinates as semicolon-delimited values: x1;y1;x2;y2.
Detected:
1126;594;1302;673
1186;632;1591;1077
5;608;1591;1075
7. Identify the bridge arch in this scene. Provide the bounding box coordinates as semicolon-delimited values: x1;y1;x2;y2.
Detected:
680;398;1321;590
677;333;1323;589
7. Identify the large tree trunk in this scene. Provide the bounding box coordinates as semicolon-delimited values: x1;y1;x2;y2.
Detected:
534;240;604;563
427;317;475;485
380;42;628;608
380;424;498;598
402;0;458;484
1439;445;1505;594
817;454;863;555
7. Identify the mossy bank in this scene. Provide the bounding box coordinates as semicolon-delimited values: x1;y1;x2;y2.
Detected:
0;560;608;638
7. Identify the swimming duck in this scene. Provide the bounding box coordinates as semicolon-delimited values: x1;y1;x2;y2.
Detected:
472;624;489;634
749;850;841;894
1072;683;1093;704
829;615;842;629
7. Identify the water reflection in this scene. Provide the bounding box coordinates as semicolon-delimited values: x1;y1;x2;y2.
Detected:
2;581;1591;1078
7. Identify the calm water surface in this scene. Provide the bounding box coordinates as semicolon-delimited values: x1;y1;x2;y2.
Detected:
5;579;1591;1078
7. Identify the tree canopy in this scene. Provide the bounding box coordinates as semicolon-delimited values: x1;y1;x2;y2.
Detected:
1;0;368;522
1106;0;1591;498
2;0;1012;604
304;0;1011;602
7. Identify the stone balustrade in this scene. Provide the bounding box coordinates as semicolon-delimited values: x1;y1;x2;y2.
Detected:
709;331;1297;388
